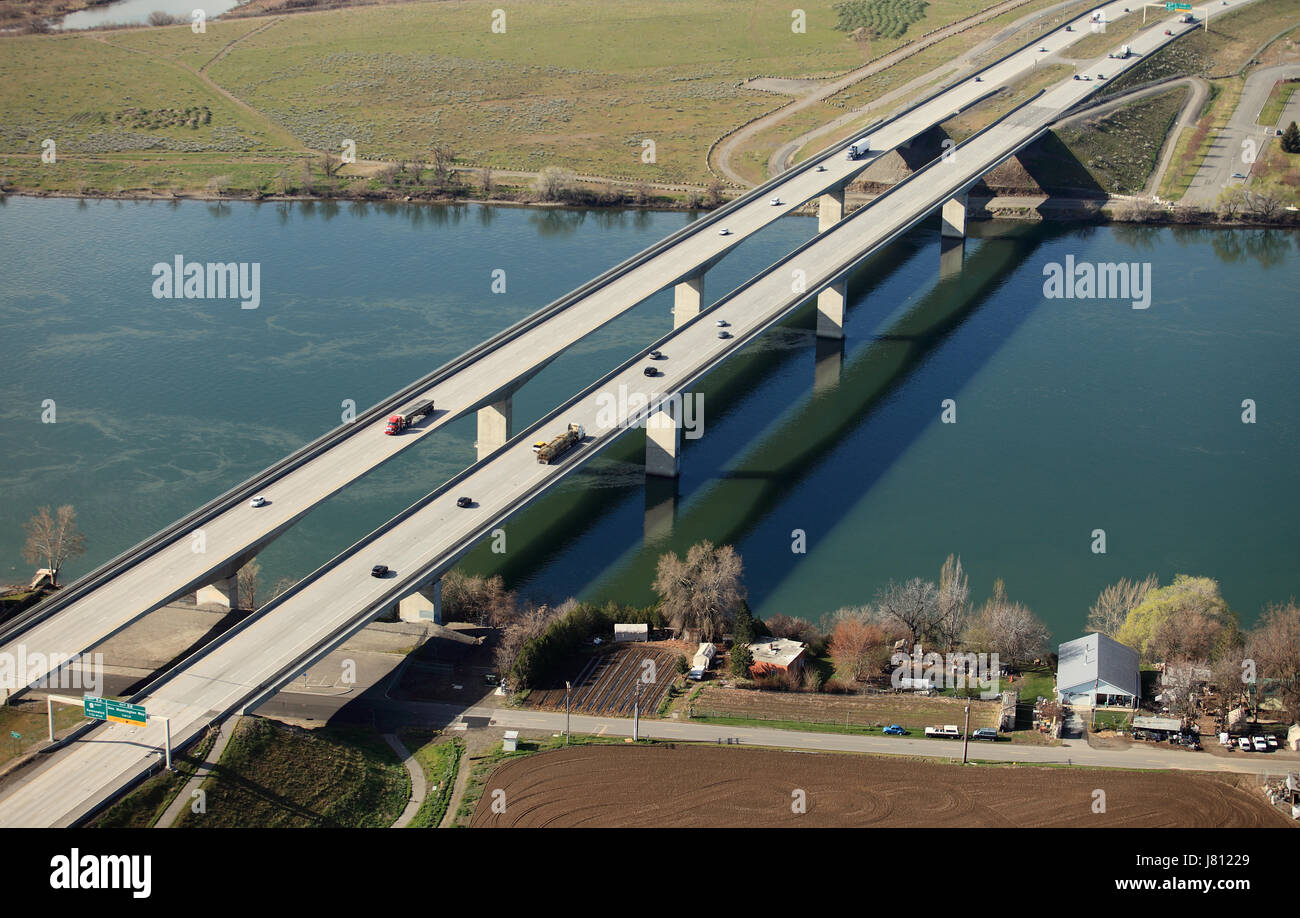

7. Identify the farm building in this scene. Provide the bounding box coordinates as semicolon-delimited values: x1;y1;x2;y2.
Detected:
1055;632;1140;708
614;623;649;642
749;637;807;676
1132;715;1182;740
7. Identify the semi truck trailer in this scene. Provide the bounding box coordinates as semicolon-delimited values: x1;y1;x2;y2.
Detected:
535;423;584;464
383;399;435;435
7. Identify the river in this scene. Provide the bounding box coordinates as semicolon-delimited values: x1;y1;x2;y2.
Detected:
1;195;1296;640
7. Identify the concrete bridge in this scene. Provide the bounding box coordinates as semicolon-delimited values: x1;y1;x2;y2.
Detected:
0;0;1254;826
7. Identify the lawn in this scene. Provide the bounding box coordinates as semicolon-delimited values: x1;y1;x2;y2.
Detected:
0;700;88;769
398;728;462;828
90;726;220;828
1258;78;1300;127
173;716;408;827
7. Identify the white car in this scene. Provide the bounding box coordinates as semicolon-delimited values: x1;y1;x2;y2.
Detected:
715;319;729;327
769;197;783;206
1252;735;1269;752
1237;736;1252;751
718;227;732;236
815;164;827;172
1266;734;1279;749
249;496;268;508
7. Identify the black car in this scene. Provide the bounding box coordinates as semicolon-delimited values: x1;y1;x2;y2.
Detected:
456;496;473;508
643;366;659;377
370;564;389;578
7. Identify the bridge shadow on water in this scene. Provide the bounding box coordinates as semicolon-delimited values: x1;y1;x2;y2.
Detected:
446;219;1078;610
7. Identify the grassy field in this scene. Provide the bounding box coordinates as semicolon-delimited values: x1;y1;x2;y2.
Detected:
690;684;1001;731
173;716;408;827
398;728;461;828
0;700;88;769
1029;86;1188;195
89;726;219;828
1259;78;1300;126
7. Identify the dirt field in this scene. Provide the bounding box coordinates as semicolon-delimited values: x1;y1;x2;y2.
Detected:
527;642;688;716
692;685;1000;730
471;744;1293;828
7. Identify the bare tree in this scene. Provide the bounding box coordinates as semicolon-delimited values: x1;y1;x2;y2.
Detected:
480;166;494;197
874;577;941;647
441;569;516;626
1247;188;1283;222
766;614;826;655
652;540;745;642
237;558;261;611
1215;185;1247;221
533;166;576;202
21;505;87;588
1087;574;1158;637
934;554;970;651
828;610;884;682
965;579;1049;665
1246;600;1300;726
1161;662;1200;721
493;600;567;682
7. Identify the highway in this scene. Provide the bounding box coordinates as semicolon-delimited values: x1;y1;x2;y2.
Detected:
0;1;1255;828
0;0;1173;695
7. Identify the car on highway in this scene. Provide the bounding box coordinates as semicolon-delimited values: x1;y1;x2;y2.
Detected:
815;164;827;172
1096;73;1105;80
456;496;474;508
1038;46;1047;52
1073;74;1080;80
974;75;982;82
648;349;664;360
1237;736;1252;751
972;727;998;742
1064;24;1072;31
643;366;659;377
1252;735;1269;752
717;330;732;339
249;495;268;508
769;197;783;206
715;318;729;327
1165;29;1173;35
882;725;908;736
718;227;732;236
370;564;389;578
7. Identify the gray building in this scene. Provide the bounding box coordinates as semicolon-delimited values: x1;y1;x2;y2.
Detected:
1056;632;1140;708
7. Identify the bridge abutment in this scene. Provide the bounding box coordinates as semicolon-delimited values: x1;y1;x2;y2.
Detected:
816;280;846;339
940;235;965;279
817;188;845;232
195;571;240;610
475;396;513;460
397;580;442;625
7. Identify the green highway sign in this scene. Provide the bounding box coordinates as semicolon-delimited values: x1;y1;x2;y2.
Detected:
83;696;147;727
1166;3;1191;9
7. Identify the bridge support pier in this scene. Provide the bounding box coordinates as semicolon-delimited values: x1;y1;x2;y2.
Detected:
397;580;442;625
817;188;845;232
475;396;512;460
673;273;705;328
941;193;968;238
816;281;846;340
645;403;680;478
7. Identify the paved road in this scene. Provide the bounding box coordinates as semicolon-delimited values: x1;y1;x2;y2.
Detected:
1183;63;1300;206
0;0;1262;828
0;1;1155;698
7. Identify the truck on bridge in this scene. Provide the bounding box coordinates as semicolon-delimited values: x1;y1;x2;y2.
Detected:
383;400;435;435
846;136;871;160
535;423;584;464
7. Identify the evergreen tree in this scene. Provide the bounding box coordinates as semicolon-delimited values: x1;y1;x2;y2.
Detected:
730;643;754;678
1281;121;1300;154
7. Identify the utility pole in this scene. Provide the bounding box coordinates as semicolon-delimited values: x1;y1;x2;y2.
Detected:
564;681;571;746
961;705;971;764
633;681;642;742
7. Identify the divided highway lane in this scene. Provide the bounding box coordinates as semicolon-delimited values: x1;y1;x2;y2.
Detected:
0;0;1181;695
0;10;1220;825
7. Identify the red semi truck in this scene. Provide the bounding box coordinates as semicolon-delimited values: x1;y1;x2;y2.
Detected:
383;399;434;435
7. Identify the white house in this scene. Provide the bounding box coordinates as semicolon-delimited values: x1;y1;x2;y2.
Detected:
613;623;649;642
1055;632;1140;708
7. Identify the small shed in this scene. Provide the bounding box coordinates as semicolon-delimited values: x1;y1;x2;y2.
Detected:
502;730;519;752
614;623;649;642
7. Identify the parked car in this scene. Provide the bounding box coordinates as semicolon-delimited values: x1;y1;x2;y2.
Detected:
1238;736;1253;751
249;495;268;507
1267;734;1279;749
456;496;474;508
883;724;908;735
1252;735;1269;752
972;727;998;742
1232;172;1246;179
370;564;389;578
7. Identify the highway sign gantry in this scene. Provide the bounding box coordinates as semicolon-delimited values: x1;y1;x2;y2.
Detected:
83;695;147;727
